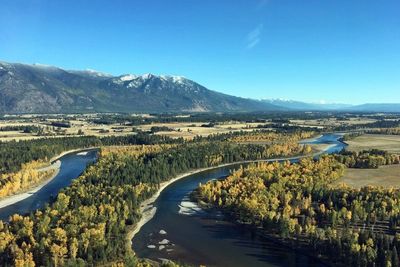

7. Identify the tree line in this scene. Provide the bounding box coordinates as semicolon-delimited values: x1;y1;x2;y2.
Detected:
367;128;400;135
0;125;41;133
334;149;400;169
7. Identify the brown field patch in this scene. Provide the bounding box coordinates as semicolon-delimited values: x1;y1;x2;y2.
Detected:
291;118;376;128
346;134;400;153
337;165;400;188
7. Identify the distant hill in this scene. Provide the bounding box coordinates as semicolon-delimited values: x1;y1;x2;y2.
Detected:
264;99;400;113
263;99;353;111
345;103;400;113
0;61;282;114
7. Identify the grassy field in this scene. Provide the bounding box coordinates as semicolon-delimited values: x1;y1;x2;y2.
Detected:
291;117;376;129
338;165;400;188
346;134;400;153
338;134;400;188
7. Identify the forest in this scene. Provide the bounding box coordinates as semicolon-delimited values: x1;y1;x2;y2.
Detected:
2;127;398;266
196;156;400;266
0;133;180;200
0;133;178;175
0;131;311;266
0;161;56;199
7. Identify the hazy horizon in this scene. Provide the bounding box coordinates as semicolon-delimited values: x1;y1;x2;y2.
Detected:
1;0;399;104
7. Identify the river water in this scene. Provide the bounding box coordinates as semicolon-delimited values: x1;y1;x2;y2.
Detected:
132;133;347;266
0;134;346;266
0;149;98;221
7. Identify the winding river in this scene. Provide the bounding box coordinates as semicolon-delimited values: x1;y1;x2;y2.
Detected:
0;149;98;221
0;133;346;266
132;133;347;267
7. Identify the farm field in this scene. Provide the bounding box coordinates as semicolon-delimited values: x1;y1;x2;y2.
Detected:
138;122;264;139
338;165;400;188
290;117;376;128
346;134;400;153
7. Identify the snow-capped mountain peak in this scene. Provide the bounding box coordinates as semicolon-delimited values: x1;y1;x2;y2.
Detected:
159;75;188;84
119;74;138;81
84;69;112;77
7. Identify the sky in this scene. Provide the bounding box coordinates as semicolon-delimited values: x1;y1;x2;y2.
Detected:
1;0;399;104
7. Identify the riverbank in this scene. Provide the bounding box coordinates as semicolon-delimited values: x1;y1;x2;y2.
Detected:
0;160;61;209
299;134;323;143
49;146;100;163
0;147;98;210
127;147;335;247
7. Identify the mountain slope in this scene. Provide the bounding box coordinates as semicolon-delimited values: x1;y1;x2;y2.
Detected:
0;61;282;113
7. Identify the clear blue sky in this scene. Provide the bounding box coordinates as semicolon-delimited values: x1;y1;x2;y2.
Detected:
1;0;399;104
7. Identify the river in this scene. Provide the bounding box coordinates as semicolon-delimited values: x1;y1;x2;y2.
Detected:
0;149;98;221
0;134;346;266
131;133;347;267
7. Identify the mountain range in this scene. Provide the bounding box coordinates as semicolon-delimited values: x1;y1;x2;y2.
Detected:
0;61;282;113
262;99;354;111
0;61;399;114
264;100;400;113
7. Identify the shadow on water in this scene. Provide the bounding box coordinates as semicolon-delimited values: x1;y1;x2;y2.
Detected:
201;217;324;266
